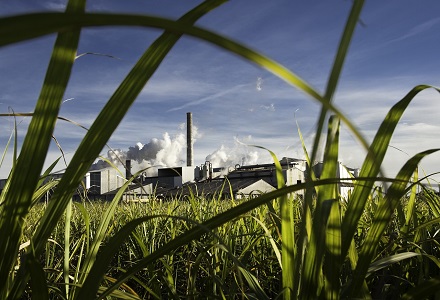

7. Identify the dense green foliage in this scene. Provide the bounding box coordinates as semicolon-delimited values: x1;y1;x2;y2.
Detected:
1;0;440;299
20;191;440;299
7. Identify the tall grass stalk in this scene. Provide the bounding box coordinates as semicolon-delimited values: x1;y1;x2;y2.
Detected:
1;0;440;299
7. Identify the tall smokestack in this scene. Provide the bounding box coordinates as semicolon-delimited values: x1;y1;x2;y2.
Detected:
186;112;193;167
126;159;132;179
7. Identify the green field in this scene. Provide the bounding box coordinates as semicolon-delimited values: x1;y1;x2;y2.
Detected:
18;189;440;299
2;0;440;298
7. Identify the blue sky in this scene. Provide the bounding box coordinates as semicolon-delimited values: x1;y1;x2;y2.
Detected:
1;1;440;182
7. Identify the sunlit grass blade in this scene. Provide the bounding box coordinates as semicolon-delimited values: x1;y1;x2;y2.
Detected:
302;116;340;299
400;169;418;234
310;0;364;167
366;252;421;276
64;199;72;298
322;117;343;299
341;85;438;257
346;239;370;298
0;0;85;297
346;148;440;298
250;146;295;299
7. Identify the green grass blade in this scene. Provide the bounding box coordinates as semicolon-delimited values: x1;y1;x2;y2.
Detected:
400;170;419;234
346;149;440;298
248;146;295;299
0;124;14;170
341;85;437;257
64;200;72;299
366;252;421;277
0;1;84;296
322;117;343;299
346;239;371;299
310;0;364;166
302;116;340;299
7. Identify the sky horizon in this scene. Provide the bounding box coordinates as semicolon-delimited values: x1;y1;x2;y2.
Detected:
1;1;440;183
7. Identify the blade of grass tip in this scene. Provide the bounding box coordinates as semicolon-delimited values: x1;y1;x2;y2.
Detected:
249;145;296;299
30;1;228;267
400;169;418;234
0;124;14;170
0;1;85;297
293;110;316;295
302;5;364;286
12;108;18;166
346;239;370;298
301;115;340;299
0;115;18;207
309;0;364;170
31;179;59;207
273;151;296;300
340;85;437;258
321;117;344;299
346;149;440;298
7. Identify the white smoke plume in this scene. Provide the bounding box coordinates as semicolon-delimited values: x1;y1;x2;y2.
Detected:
205;137;260;169
91;125;198;176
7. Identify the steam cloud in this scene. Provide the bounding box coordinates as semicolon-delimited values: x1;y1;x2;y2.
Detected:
91;125;199;176
204;137;260;169
91;127;264;176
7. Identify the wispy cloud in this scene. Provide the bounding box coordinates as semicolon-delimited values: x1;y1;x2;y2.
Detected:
391;17;440;43
167;83;250;112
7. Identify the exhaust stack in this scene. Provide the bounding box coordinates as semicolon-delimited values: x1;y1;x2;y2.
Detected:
125;159;132;180
187;112;193;167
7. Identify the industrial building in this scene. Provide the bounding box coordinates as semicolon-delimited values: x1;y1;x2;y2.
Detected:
0;112;362;201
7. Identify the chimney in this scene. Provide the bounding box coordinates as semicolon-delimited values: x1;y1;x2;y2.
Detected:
125;159;132;179
186;112;193;167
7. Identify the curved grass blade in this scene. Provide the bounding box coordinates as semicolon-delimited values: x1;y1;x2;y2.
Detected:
346;148;440;298
366;252;421;277
309;0;364;168
246;145;295;299
301;116;341;299
0;0;85;296
340;85;439;258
